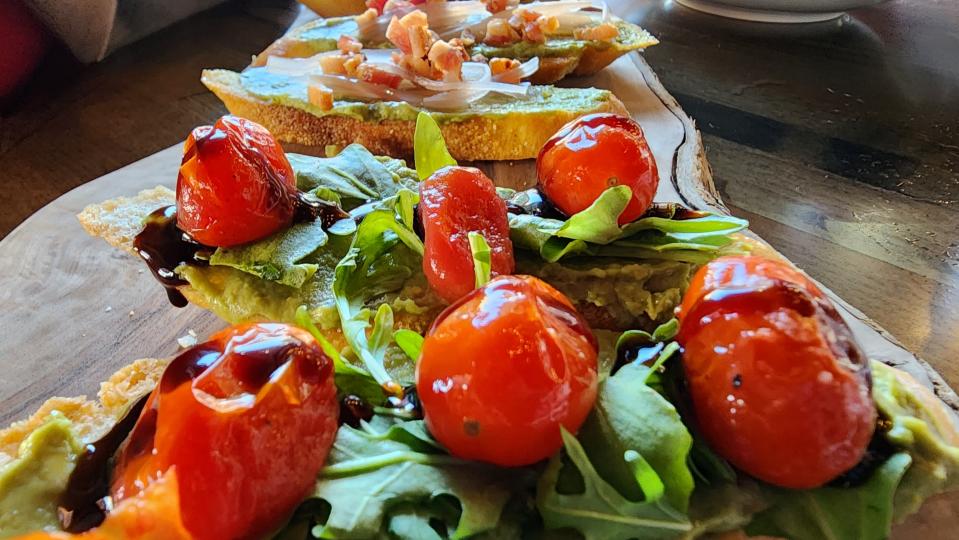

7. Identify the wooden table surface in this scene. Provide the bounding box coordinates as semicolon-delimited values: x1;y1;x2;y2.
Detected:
1;0;957;395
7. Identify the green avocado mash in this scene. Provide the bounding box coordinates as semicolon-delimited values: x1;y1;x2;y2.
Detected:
519;257;696;330
239;67;614;123
0;416;81;538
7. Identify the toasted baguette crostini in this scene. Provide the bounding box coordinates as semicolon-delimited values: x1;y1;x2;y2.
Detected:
201;69;627;160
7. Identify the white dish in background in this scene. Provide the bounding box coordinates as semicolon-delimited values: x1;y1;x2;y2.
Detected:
675;0;889;23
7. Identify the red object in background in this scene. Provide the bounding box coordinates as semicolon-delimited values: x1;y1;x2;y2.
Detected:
0;0;49;99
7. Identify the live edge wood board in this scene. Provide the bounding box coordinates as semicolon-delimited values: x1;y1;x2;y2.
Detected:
0;53;954;537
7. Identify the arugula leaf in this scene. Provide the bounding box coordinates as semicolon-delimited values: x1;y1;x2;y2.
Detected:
537;429;692;540
209;220;328;288
294;305;386;404
467;231;492;289
746;453;912;540
577;360;694;513
414;112;457;180
508;190;748;263
333;191;424;392
289;145;418;209
309;419;517;539
555;185;633;244
394;329;424;362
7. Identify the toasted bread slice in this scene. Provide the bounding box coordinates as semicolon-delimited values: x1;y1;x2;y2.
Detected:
0;358;167;466
253;16;657;85
201;69;627;161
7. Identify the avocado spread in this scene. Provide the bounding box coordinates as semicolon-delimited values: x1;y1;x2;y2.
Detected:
239;68;613;123
0;416;80;538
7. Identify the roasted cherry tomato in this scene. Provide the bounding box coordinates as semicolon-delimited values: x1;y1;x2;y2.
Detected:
14;471;190;540
416;275;599;466
537;113;659;225
110;323;339;540
176;115;297;247
676;256;876;489
419;166;515;303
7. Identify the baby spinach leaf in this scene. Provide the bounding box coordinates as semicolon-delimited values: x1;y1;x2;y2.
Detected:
537;429;692;540
577;360;694;513
414;112;457;180
209;220;328;288
289;145;417;209
746;453;912;540
310;420;516;539
468;231;492;289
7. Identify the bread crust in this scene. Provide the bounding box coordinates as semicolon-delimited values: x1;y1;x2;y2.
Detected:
201;69;627;161
0;358;168;467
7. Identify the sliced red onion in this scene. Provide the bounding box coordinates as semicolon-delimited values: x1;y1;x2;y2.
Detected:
265;53;336;76
421;89;492;111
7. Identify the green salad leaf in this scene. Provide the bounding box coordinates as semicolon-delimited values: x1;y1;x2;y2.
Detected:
746;453;912;540
333;190;425;390
289;145;418;209
870;361;959;520
394;329;424;362
414;112;457;180
294;305;385;404
307;418;518;539
509;189;748;263
577;359;694;514
467;231;492;289
537;429;692;540
209;220;328;288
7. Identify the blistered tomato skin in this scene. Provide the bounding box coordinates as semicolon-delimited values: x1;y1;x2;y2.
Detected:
537;113;659;225
419;166;515;303
176;115;297;247
416;275;599;466
110;323;339;540
676;256;876;489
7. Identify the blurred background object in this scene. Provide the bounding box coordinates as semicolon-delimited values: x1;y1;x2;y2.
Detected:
298;0;366;17
674;0;889;23
0;0;50;100
22;0;227;64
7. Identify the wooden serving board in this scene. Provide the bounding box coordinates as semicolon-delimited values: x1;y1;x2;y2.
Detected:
0;53;955;537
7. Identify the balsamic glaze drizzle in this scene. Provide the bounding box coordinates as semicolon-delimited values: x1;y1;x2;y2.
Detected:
132;206;211;308
57;394;149;532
